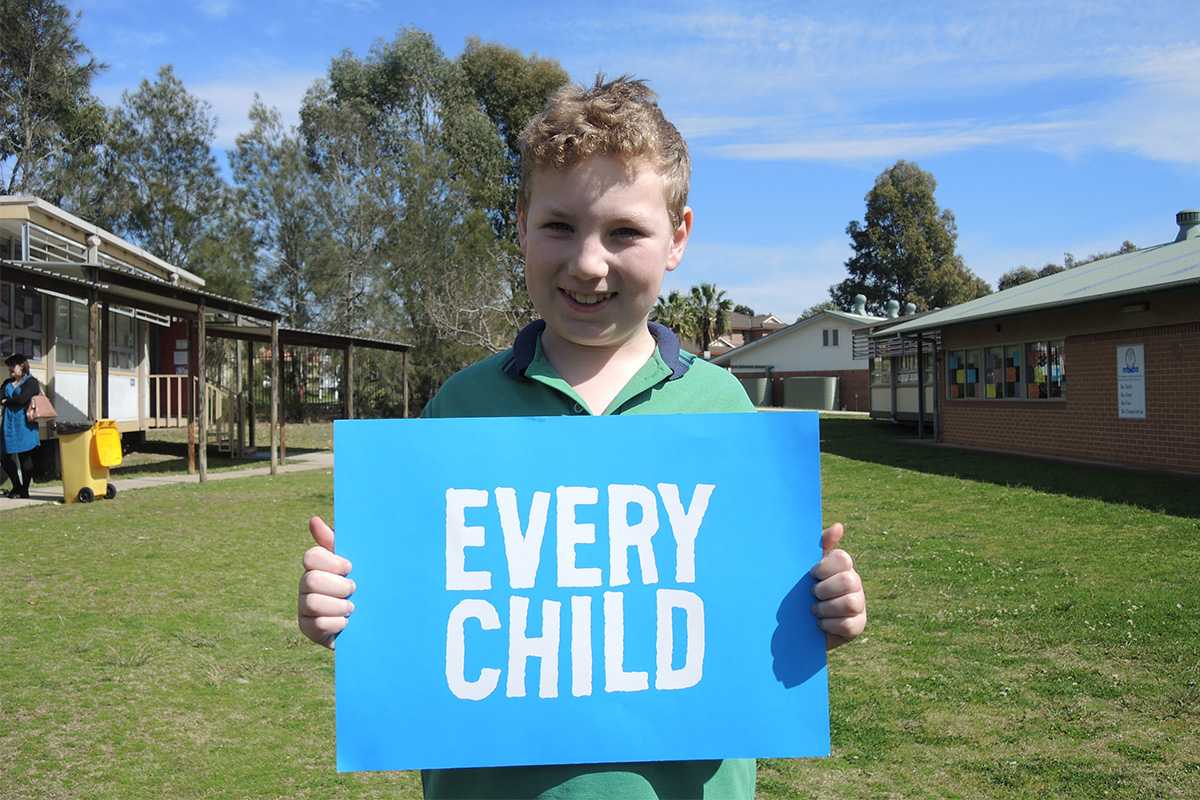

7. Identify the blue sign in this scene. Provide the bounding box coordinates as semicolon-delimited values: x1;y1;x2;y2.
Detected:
334;412;829;772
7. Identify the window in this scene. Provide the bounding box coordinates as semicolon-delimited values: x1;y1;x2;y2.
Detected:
984;347;1004;399
964;349;981;398
822;329;829;346
1004;345;1024;399
871;356;892;386
55;298;90;366
1026;341;1048;398
832;329;839;346
947;351;965;398
1047;340;1065;398
0;283;44;360
948;340;1066;401
109;309;137;370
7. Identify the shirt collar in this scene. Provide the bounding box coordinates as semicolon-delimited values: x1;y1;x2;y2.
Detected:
501;320;690;381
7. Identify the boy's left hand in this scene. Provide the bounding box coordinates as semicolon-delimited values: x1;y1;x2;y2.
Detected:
812;522;866;650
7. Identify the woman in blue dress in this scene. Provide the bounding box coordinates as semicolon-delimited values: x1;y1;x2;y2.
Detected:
1;353;41;498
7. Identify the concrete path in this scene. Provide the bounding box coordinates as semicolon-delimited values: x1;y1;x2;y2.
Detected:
4;450;333;510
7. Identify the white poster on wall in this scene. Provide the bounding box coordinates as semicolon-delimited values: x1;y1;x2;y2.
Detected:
1117;344;1146;420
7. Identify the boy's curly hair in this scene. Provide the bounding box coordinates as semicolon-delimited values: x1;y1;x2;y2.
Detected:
518;75;691;228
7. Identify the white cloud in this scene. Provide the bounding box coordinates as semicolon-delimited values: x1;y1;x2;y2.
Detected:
198;1;234;19
711;120;1084;162
191;71;321;148
554;4;1200;166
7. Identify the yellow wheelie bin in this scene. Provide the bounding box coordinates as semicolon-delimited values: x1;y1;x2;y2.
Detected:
56;420;122;503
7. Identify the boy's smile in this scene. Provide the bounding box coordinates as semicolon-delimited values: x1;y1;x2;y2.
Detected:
518;155;692;359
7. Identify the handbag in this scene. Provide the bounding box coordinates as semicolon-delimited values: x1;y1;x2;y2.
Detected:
26;390;57;423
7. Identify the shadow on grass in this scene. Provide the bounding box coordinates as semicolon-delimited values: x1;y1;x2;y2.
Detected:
110;440;327;478
819;417;1200;519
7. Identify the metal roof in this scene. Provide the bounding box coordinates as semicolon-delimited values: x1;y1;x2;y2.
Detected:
711;307;883;365
876;234;1200;336
0;258;281;320
206;322;411;352
0;195;206;287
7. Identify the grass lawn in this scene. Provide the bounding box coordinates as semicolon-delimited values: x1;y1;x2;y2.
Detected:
1;417;1197;799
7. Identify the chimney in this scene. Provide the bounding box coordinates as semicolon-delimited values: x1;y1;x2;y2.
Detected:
852;294;867;316
1176;209;1200;242
885;299;900;319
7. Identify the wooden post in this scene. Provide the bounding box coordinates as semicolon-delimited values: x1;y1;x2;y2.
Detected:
916;334;926;439
247;341;256;451
402;349;409;418
136;319;147;433
234;339;244;457
100;302;110;418
344;344;355;420
87;292;100;420
270;320;279;475
187;319;196;475
197;304;207;482
186;419;195;474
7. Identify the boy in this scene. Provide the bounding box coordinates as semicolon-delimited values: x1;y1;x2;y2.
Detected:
298;76;867;799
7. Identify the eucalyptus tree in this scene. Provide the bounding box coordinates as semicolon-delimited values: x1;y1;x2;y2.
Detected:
297;29;567;407
0;0;105;196
830;160;990;315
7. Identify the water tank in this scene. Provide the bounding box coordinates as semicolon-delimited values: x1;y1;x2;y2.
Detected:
738;377;770;406
782;377;839;410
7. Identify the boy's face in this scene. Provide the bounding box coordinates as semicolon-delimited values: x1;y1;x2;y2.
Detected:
518;155;691;353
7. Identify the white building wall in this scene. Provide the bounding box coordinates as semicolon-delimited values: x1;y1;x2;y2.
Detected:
53;370;90;423
726;318;866;371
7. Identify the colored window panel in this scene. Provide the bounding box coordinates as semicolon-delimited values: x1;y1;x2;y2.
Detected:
947;351;965;399
1004;345;1023;398
1026;341;1048;399
1047;340;1065;399
985;347;1003;400
964;349;981;398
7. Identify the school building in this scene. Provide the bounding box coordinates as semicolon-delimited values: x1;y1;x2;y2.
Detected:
0;195;410;481
859;210;1200;475
713;301;883;411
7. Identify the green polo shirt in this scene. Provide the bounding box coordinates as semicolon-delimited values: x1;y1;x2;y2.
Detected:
419;321;756;800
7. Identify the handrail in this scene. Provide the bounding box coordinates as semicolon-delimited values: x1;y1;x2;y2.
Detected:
148;374;237;430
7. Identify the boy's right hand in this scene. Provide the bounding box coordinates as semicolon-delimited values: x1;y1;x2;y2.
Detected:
297;516;355;649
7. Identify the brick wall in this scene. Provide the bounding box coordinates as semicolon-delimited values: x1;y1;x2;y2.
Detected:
940;321;1200;474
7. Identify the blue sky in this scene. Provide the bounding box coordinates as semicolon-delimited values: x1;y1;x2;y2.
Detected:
75;0;1200;320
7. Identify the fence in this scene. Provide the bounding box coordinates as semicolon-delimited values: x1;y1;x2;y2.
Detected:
204;340;408;423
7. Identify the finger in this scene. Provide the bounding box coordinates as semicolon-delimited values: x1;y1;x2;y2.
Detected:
298;570;356;598
812;592;865;619
821;522;844;556
303;545;351;576
299;615;348;648
818;612;866;641
811;549;854;581
310;516;335;551
812;569;862;600
299;593;356;618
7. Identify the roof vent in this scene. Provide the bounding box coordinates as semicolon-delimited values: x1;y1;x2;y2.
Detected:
904;302;917;316
1176;209;1200;242
852;294;867;315
885;299;900;319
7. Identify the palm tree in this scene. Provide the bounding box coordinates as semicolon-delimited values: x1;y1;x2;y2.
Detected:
652;290;698;342
688;283;733;356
